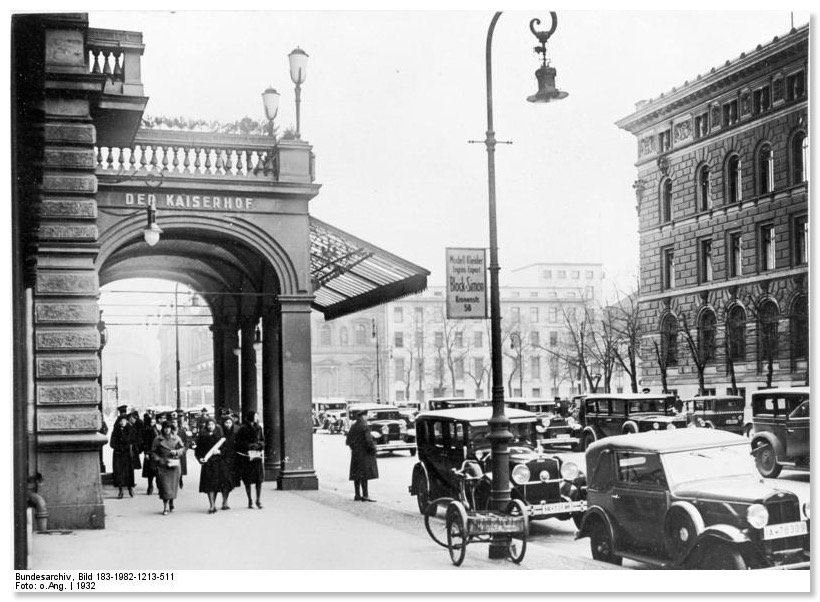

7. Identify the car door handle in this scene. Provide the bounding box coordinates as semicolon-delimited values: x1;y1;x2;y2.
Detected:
787;429;795;433
611;494;620;499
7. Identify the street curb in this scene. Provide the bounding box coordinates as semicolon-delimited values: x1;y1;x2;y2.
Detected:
292;487;623;570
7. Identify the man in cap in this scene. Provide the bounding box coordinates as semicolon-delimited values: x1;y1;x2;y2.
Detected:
345;408;379;502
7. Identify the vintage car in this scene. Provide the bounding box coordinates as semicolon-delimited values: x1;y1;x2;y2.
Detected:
348;403;417;455
580;393;689;449
684;394;748;435
314;399;350;434
506;397;582;451
750;387;810;478
423;397;489;412
396;405;419;429
577;429;810;569
408;408;587;525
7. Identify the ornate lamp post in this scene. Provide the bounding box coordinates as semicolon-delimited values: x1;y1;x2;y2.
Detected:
481;11;566;559
288;47;308;139
261;86;281;137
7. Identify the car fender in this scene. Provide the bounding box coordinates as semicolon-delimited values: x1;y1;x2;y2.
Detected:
701;420;715;429
409;461;430;495
576;505;614;541
694;524;750;546
621;420;639;434
751;431;784;460
582;426;598;441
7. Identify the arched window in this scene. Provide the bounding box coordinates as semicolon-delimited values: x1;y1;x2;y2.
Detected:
697;164;711;211
757;143;774;195
790;295;808;361
661;314;678;366
698;309;717;363
660;178;673;223
319;325;331;346
757;300;779;365
791;131;808;184
726;154;742;203
727;306;747;361
355;323;368;345
339;327;349;346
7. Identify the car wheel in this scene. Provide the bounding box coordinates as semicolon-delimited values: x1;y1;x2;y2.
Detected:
589;519;622;566
506;499;528;564
694;541;747;570
754;442;782;478
664;505;703;561
413;469;431;514
446;502;469;567
582;432;596;451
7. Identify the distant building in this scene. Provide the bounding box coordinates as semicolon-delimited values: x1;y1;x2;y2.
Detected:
312;262;605;403
617;25;809;401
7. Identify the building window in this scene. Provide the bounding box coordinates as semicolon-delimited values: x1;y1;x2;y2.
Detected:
414;307;424;325
394;332;404;348
434;357;444;380
454;389;465;397
726;154;742;203
753;86;770;114
454;331;463;347
660;178;673;223
543;270;552;279
355;323;367;345
757;143;774;195
662;247;675;290
530;307;539;323
699;239;713;283
722;99;738;126
793;214;808;266
584;286;594;299
396;390;406;402
532;388;541;397
549;331;558;347
729;231;743;277
416;358;424;374
434;331;443;347
454;358;464;380
658;129;671;153
586;270;594;279
773;75;784;103
571;270;580;279
786;70;805;101
473;332;483;348
791;131;808;184
697;164;710;211
320;325;331;346
727;306;747;361
698;309;717;363
558;270;566;279
757;300;779;367
530;357;541;380
694;112;709;138
394;358;405;377
473;357;484;377
530;292;538;298
790;295;808;361
393;306;404;323
340;327;348;346
548;307;557;323
661;314;678;366
510;307;520;322
760;224;775;271
530;331;540;347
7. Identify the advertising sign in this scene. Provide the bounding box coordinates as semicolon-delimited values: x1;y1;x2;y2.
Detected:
446;248;487;319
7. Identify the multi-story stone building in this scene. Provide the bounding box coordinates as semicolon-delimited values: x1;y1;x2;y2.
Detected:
311;262;606;403
617;25;809;400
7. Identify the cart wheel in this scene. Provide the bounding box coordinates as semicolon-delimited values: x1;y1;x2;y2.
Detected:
446;501;469;566
424;497;454;548
506;499;529;564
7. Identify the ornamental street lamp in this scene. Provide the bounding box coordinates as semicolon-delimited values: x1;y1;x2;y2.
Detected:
480;11;566;560
261;86;281;137
288;47;308;139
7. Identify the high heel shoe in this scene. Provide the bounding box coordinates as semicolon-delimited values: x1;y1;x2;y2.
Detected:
147;485;154;495
117;489;123;499
128;487;134;497
256;501;263;509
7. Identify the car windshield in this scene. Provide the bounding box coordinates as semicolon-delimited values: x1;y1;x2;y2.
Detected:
628;398;670;414
714;399;744;411
529;403;557;414
470;422;535;449
318;403;346;411
368;410;400;421
662;443;758;487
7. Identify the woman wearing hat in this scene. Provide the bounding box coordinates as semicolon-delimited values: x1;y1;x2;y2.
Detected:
151;420;184;515
220;414;239;508
195;417;232;514
345;409;379;502
110;413;136;499
141;414;161;495
236;411;265;509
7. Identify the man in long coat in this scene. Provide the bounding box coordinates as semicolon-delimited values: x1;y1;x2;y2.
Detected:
345;409;378;502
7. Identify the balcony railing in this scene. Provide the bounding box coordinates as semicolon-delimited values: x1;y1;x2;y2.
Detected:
86;27;145;97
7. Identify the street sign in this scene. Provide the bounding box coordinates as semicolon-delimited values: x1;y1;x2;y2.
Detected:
445;248;487;319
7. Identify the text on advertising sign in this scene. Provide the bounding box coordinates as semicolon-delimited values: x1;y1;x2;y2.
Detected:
446;248;487;319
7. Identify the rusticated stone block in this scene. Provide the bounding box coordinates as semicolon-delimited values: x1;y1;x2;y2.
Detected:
37;224;98;241
41;173;97;194
44;98;91;118
43;148;96;170
43;123;95;145
39;198;97;218
45;30;85;68
35;328;100;350
36;272;98;296
36;355;99;378
37;382;101;404
38;410;100;432
35;302;99;324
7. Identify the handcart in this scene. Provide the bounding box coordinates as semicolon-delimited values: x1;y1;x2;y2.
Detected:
423;461;529;566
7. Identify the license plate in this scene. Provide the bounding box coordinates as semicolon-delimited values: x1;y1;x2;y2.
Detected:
529;500;586;515
725;419;738;425
763;521;808;540
556;434;571;439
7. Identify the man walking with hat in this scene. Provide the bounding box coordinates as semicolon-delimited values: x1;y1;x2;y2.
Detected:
345;408;378;502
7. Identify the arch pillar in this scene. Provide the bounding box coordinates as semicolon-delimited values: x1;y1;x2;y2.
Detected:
262;303;282;481
240;318;259;418
276;294;318;490
217;319;241;417
210;324;225;418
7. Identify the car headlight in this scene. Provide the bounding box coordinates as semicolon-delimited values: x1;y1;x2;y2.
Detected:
560;461;579;481
667;424;677;430
511;464;531;485
566;416;576;427
399;422;407;432
407;428;416;438
803;502;810;520
381;425;390;434
369;431;382;440
542;417;551;428
652;422;659;429
747;504;770;529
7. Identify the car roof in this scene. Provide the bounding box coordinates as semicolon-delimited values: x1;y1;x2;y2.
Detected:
587;428;746;457
417;407;537;423
584;393;673;400
751;387;810;397
686;395;744;401
348;403;399;412
506;398;557;405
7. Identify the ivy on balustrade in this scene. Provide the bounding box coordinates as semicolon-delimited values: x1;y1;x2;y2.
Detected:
140;115;282;137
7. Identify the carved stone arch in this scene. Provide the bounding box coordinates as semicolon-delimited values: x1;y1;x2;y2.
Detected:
787;126;809;185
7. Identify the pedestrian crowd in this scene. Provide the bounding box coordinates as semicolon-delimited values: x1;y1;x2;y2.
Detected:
108;405;266;516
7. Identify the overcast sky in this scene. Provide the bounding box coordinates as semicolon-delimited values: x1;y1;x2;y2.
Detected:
84;8;810;300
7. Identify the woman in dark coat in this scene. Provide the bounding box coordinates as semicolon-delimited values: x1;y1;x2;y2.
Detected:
141;414;160;494
345;409;379;502
151;421;184;515
236;411;265;509
110;414;136;498
170;415;189;489
220;414;239;508
194;417;231;514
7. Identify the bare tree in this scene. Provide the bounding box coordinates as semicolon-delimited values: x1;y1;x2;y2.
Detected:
678;312;710;396
651;336;670;394
608;289;641;393
586;304;619;394
465;356;490;399
436;316;469;395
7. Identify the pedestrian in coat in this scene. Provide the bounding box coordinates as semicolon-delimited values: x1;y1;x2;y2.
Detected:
195;418;232;514
151;421;184;515
169;414;189;489
345;409;378;502
236;411;265;509
127;411;143;471
141;415;160;495
220;414;240;498
110;414;136;498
